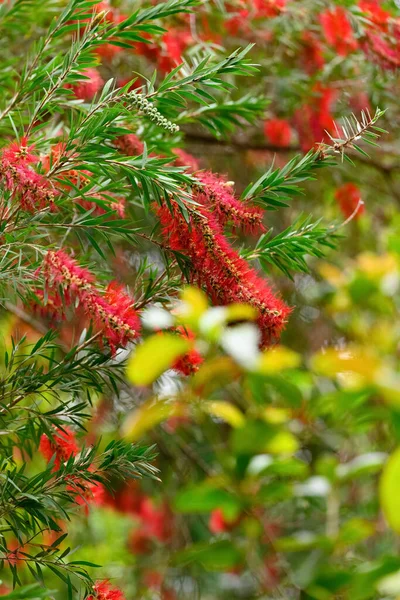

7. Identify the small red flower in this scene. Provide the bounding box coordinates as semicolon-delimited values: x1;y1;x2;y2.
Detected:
87;580;126;600
172;327;203;376
335;183;365;220
39;426;79;470
263;118;292;148
320;7;358;56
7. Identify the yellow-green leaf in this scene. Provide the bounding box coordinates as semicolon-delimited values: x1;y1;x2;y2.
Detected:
126;334;191;386
380;447;400;533
204;401;245;428
122;399;181;441
258;346;301;374
266;431;299;455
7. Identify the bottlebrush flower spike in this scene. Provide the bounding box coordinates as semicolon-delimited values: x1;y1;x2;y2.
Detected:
87;581;126;600
335;183;365;219
358;0;390;28
294;84;338;152
0;140;57;212
195;171;265;235
68;68;104;101
254;0;286;18
39;426;79;470
41;250;96;305
156;202;290;346
320;7;358;56
361;31;400;70
114;133;144;156
40;252;140;353
263;118;292;148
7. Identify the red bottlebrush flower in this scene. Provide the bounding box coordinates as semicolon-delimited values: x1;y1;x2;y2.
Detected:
320;7;358;56
226;8;250;35
41;249;96;305
361;31;400;70
127;528;153;555
114;133;144;156
156;202;290;346
139;498;173;543
1;137;37;165
173;148;200;172
87;580;126;600
254;0;286;18
301;32;325;74
293;84;338;152
335;183;365;220
69;68;104;101
263;118;292;148
172;327;203;376
40;252;140;353
157;29;192;73
39;426;79;470
195;171;265;235
0;141;57;212
358;0;390;28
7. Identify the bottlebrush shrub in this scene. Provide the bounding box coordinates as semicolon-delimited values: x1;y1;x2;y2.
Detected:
0;0;393;598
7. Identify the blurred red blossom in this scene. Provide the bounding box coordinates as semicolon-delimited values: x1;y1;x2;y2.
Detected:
293;84;338;152
335;183;365;219
263;118;292;148
68;68;104;100
320;7;358;56
87;580;126;600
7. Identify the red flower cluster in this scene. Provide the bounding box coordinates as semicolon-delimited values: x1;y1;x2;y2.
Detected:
0;138;57;212
39;426;79;470
335;183;365;220
293;84;338;152
156;194;290;346
226;0;285;34
128;497;173;554
263;118;292;148
319;7;358;56
40;250;141;353
134;29;193;73
87;580;126;600
254;0;286;18
195;171;265;234
358;0;390;27
114;133;144;157
358;0;400;69
68;68;104;101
